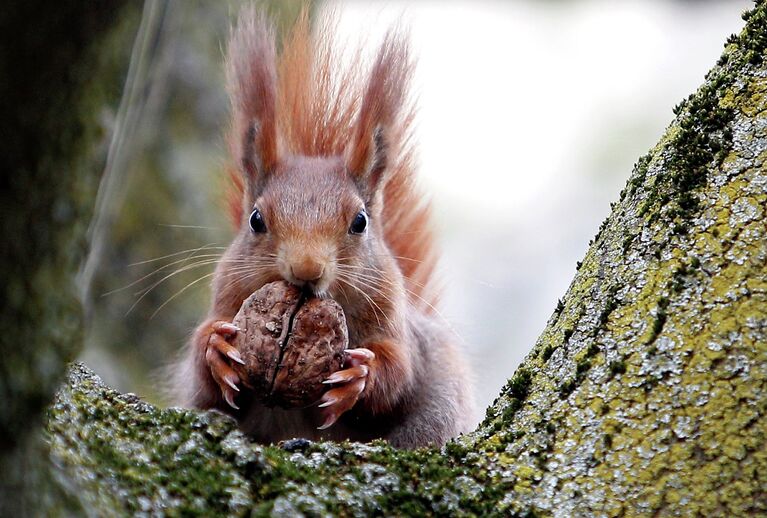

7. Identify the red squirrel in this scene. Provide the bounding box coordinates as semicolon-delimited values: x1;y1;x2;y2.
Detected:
172;8;474;448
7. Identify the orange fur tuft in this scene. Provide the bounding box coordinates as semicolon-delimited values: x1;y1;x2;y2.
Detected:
225;164;244;227
225;8;278;193
224;9;439;310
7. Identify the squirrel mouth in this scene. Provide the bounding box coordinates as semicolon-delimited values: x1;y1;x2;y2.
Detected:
287;276;332;299
300;284;320;297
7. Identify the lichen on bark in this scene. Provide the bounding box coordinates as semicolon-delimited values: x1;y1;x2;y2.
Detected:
37;1;767;516
474;4;767;514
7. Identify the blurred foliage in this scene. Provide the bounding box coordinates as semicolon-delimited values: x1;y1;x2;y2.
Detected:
83;1;312;403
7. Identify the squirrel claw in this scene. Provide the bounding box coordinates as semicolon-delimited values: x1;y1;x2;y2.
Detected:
345;348;375;366
317;348;374;428
224;377;240;392
223;389;240;410
213;322;240;336
317;397;337;408
323;365;368;385
226;350;246;365
318;377;366;429
317;414;336;430
205;321;243;409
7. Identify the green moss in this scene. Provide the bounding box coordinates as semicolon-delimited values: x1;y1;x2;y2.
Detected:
541;344;557;362
504;368;533;401
627;153;652;196
646;297;669;345
608;360;627;377
592;286;620;337
622;233;634;254
575;358;591;377
559;379;576;399
634;0;767;232
739;5;767;64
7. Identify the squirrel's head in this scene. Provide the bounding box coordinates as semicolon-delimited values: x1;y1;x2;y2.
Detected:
243;150;384;296
233;125;391;298
223;9;408;309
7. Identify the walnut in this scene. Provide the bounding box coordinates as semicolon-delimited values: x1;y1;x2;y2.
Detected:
231;281;348;408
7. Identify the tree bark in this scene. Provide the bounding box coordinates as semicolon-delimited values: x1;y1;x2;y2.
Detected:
31;1;767;516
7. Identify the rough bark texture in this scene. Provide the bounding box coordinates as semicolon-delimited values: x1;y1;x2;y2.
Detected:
36;2;767;516
0;2;135;514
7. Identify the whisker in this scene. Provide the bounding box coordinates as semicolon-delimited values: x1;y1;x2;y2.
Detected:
217;266;270;293
335;264;420;289
336;265;452;330
150;271;220;318
339;272;397;312
336;261;436;302
337;254;425;265
335;275;384;328
336;268;460;344
148;263;275;319
125;259;223;313
157;224;222;230
125;257;269;314
337;275;395;327
106;255;226;298
129;256;257;294
128;243;226;266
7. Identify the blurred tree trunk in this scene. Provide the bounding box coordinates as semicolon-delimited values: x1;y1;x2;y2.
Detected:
0;1;137;514
6;0;767;516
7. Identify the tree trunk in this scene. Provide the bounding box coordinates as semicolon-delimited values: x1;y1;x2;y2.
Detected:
0;2;136;514
25;1;767;516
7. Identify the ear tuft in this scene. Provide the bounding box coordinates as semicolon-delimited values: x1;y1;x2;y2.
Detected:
241;120;267;180
226;8;279;195
368;125;389;188
347;28;411;199
349;125;389;202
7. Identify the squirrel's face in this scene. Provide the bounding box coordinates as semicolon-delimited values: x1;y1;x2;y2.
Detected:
243;156;374;297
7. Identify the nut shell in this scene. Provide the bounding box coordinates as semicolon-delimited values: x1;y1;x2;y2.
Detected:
231;281;348;408
271;297;348;407
231;281;302;398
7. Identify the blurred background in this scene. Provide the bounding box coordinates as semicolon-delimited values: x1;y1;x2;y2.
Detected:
81;0;751;421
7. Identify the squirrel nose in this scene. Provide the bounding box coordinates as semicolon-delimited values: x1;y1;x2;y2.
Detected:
290;259;325;283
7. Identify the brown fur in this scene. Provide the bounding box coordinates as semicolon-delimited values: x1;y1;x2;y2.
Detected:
174;7;474;448
225;8;437;309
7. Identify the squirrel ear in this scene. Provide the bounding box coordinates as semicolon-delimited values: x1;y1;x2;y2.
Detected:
241;119;274;191
348;125;388;202
226;8;279;199
347;29;410;203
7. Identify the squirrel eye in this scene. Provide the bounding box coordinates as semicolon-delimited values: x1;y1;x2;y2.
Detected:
349;210;368;234
249;208;267;233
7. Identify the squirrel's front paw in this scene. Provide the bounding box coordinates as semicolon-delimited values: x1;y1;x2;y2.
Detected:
204;320;245;410
317;348;375;429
